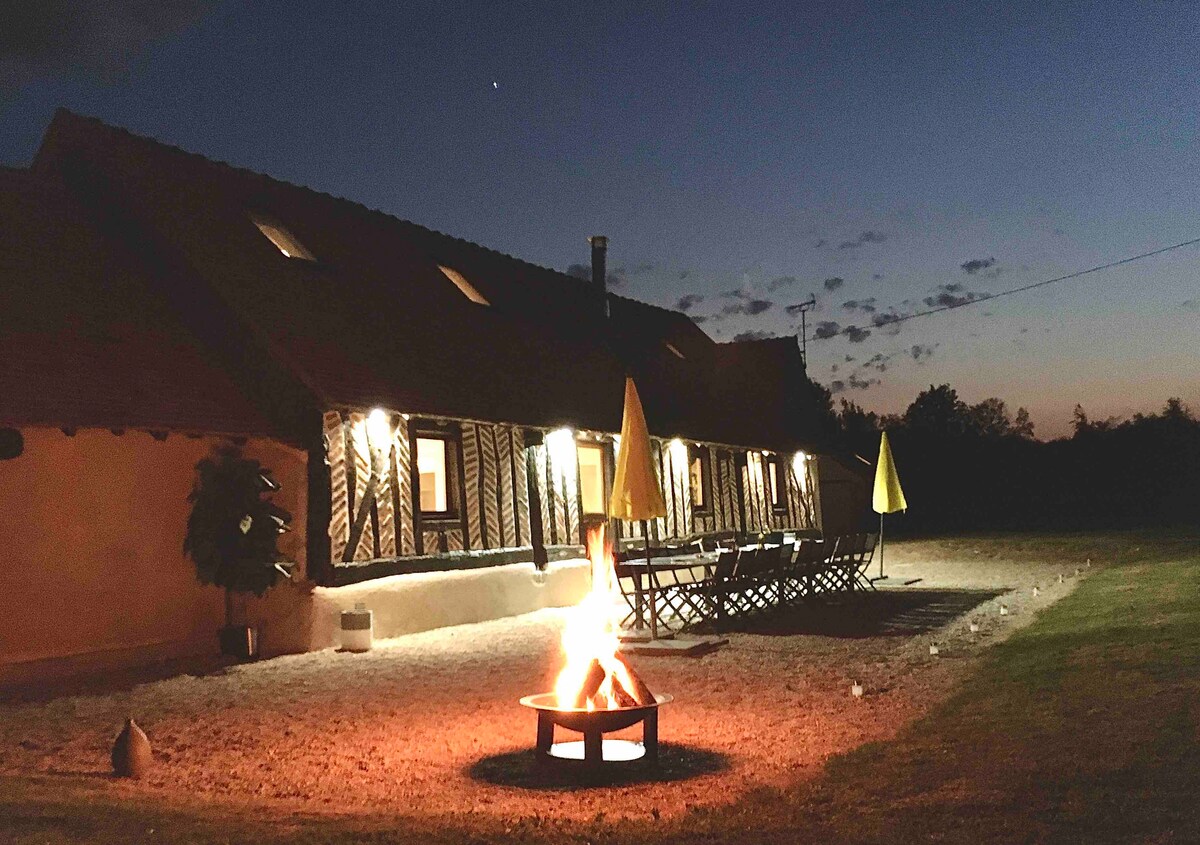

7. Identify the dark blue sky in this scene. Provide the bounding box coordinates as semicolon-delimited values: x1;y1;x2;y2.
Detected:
3;1;1197;436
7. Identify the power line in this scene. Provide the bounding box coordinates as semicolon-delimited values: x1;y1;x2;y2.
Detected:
811;236;1200;342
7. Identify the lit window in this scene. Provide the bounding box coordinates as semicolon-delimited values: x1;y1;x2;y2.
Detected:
417;437;449;514
664;342;685;359
438;265;490;305
577;442;607;515
250;214;315;260
689;445;711;512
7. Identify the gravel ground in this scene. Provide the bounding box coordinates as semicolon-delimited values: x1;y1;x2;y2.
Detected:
0;539;1093;823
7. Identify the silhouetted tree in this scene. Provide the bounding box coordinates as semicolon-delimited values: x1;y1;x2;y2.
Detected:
967;397;1013;439
904;384;970;438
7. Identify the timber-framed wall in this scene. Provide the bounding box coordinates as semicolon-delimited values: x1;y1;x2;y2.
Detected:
319;408;820;587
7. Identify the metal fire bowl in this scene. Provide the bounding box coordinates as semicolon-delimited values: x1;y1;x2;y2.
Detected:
519;692;673;733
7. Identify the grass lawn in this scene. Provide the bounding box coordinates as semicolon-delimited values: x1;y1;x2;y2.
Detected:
3;532;1198;844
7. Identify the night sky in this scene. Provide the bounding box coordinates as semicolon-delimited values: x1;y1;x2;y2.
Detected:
3;2;1198;438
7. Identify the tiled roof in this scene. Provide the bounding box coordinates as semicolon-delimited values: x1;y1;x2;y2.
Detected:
0;168;278;439
11;110;822;451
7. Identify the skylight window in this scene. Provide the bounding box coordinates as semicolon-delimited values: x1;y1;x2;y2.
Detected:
250;214;315;261
438;265;490;305
664;342;685;359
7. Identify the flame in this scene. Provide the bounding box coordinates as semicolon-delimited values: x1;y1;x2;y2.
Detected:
553;524;641;710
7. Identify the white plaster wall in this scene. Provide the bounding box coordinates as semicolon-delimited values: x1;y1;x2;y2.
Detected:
309;559;591;650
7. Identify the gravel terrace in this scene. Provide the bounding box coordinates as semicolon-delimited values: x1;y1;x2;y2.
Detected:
0;539;1094;823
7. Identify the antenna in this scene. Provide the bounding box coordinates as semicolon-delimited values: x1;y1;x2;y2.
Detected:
795;295;817;365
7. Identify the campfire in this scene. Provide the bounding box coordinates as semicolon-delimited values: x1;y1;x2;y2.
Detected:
520;524;670;767
554;525;655;710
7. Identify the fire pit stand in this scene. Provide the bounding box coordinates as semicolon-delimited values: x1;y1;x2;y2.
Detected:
520;693;673;768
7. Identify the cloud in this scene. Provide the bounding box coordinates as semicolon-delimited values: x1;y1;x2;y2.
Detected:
814;238;828;248
923;283;988;309
847;373;879;390
732;330;778;342
767;275;798;292
842;297;877;313
1183;299;1199;312
678;270;691;280
871;308;904;328
690;315;709;324
844;355;855;363
830;379;846;392
863;352;891;372
823;276;845;291
830;364;839;373
837;230;887;250
675;293;704;312
845;326;872;343
722;298;774;316
960;256;997;275
910;344;937;362
1;1;216;89
814;321;841;340
565;263;627;287
872;273;884;281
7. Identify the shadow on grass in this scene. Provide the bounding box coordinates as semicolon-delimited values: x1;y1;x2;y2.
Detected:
695;588;1003;638
467;742;729;790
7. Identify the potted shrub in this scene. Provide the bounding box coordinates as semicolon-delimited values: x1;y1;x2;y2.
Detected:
184;445;292;658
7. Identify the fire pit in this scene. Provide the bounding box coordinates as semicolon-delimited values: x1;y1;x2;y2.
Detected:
524;524;671;770
520;691;673;765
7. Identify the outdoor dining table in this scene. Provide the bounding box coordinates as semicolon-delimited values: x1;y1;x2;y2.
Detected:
619;550;719;633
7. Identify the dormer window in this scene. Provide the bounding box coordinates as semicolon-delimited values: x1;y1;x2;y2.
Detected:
664;342;685;359
438;265;490;305
250;213;315;261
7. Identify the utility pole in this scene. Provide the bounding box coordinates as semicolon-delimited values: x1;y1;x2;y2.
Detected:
795;295;817;366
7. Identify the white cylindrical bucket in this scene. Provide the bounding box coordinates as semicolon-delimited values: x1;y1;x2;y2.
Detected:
340;602;373;652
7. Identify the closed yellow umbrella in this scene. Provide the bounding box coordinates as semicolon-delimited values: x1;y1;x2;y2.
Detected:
610;378;667;521
609;378;668;638
872;430;906;579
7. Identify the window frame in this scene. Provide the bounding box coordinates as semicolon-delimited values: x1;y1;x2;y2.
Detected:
249;212;316;261
414;428;462;522
766;453;789;513
576;439;609;518
438;264;491;306
688;444;713;515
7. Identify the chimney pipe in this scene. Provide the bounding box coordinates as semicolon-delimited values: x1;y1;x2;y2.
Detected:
588;235;609;319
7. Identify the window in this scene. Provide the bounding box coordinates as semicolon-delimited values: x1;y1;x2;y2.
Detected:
250;213;315;261
689;445;711;513
577;441;607;516
417;436;456;516
664;341;685;359
438;264;490;306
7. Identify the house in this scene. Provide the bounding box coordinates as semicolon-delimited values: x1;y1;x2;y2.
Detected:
0;110;833;682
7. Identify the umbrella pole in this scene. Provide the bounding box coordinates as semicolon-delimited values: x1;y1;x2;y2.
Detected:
879;511;885;580
644;521;658;641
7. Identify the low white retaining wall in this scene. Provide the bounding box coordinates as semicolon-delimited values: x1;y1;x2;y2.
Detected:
308;558;591;650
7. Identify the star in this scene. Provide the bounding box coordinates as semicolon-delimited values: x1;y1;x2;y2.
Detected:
492;81;499;89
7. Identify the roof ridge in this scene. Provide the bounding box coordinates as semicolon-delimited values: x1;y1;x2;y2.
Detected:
49;109;595;291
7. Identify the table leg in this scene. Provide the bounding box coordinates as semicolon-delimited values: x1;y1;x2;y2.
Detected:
634;570;645;631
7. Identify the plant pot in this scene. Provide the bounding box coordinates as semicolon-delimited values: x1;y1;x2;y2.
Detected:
218;625;260;659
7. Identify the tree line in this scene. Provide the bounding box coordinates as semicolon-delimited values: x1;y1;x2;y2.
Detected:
805;382;1200;534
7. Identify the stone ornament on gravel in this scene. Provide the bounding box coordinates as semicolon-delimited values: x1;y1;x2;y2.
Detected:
112;718;152;778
